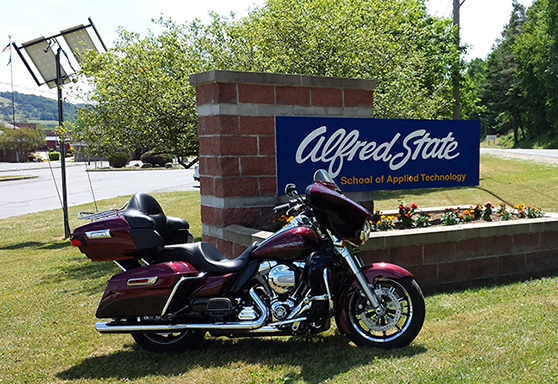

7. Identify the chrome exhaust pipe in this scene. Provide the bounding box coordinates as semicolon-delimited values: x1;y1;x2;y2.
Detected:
95;288;268;334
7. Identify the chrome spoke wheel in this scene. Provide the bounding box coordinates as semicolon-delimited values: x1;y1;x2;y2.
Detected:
132;330;205;352
358;286;405;334
346;277;424;348
143;332;189;345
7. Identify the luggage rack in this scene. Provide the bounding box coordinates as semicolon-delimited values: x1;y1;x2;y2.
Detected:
78;202;128;222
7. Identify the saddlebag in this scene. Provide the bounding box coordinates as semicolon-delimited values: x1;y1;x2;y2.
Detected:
96;261;203;318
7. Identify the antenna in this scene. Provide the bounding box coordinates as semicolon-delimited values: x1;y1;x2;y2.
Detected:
12;18;106;238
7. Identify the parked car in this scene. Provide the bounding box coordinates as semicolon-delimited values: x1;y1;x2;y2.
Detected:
193;163;199;182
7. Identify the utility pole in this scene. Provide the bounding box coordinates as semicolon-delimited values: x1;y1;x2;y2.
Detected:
8;35;16;128
56;47;71;239
452;0;464;120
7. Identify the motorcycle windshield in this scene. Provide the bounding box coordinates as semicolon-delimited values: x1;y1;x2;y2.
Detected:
307;170;371;243
313;169;341;193
313;169;335;184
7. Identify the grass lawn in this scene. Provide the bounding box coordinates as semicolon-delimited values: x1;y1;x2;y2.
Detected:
373;154;558;213
1;154;557;383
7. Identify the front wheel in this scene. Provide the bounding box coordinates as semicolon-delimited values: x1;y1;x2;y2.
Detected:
132;330;205;352
345;277;425;349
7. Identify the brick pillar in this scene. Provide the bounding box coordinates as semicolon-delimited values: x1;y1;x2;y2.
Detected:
189;70;376;255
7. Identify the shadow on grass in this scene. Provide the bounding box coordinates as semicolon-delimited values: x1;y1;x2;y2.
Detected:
38;256;118;294
473;186;513;206
0;240;71;250
59;258;117;279
373;186;471;201
57;335;427;383
374;185;518;209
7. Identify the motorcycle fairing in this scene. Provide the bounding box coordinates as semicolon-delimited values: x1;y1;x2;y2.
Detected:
307;182;370;243
333;262;413;335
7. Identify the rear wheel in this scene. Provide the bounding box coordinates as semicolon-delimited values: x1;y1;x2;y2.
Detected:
132;330;205;352
345;277;425;349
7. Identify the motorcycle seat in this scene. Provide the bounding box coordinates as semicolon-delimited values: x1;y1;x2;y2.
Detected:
157;241;257;274
123;192;190;243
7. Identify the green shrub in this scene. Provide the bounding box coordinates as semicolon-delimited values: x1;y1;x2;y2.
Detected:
140;151;173;167
108;151;130;168
48;151;60;161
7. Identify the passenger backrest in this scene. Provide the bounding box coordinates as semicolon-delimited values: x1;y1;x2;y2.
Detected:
124;193;189;243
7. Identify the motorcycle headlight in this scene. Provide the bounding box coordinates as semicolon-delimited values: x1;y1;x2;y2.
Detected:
359;220;374;244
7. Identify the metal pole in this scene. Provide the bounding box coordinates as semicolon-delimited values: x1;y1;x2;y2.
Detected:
56;47;70;238
8;35;16;127
452;0;461;120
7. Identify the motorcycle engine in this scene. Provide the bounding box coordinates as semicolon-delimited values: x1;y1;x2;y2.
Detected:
268;264;296;294
256;261;302;322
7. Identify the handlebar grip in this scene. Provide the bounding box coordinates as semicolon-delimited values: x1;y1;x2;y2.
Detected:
273;203;292;213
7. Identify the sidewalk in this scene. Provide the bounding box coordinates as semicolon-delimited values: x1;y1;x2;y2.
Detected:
0;160;84;172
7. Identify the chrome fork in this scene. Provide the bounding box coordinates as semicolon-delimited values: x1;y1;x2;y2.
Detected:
332;237;383;314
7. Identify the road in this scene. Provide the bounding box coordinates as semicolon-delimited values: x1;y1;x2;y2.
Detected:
2;148;556;219
480;148;558;158
0;161;199;219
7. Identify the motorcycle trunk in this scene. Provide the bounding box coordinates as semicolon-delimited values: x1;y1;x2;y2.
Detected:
71;215;164;261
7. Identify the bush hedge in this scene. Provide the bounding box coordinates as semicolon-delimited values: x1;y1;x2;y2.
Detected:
140;151;173;167
48;151;60;161
109;151;130;168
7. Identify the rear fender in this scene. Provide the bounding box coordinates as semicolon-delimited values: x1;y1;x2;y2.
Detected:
334;263;413;335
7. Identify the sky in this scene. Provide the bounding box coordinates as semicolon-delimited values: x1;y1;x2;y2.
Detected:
0;0;535;101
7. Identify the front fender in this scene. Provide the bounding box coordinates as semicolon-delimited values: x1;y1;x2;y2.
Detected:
334;262;413;335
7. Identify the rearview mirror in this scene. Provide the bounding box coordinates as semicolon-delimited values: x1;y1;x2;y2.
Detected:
285;183;297;197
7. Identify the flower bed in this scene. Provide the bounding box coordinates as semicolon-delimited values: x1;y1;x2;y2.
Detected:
360;207;558;293
372;201;545;231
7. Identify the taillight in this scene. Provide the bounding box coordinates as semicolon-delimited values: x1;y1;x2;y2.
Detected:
70;236;85;246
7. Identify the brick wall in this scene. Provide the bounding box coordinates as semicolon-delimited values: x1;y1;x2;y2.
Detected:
359;214;558;293
189;70;376;255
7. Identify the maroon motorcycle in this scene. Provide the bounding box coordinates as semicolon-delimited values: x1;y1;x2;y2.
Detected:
70;169;425;352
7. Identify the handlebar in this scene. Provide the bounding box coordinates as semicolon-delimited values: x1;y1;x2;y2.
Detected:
273;196;306;213
273;203;292;213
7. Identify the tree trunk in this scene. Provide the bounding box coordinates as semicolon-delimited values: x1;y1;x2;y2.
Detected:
178;157;198;169
512;112;519;147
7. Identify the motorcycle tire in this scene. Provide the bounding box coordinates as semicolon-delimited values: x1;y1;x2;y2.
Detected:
345;276;425;349
132;330;206;352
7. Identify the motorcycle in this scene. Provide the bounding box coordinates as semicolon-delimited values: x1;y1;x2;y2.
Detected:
70;169;425;352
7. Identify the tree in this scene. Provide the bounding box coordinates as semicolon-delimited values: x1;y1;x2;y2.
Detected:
0;127;45;155
76;26;202;167
462;58;488;122
193;0;461;119
77;0;465;159
514;0;558;146
480;0;526;145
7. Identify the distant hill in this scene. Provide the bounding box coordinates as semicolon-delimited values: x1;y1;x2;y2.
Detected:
0;91;80;127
